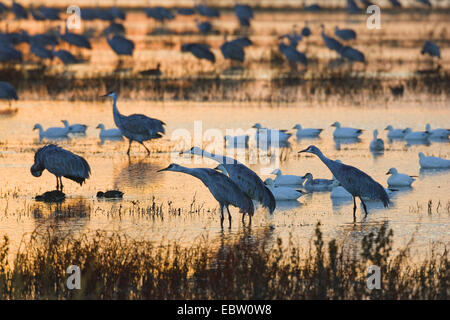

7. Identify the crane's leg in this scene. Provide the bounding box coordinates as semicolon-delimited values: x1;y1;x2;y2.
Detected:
60;177;64;192
140;141;151;155
352;196;357;221
127;140;133;155
226;206;232;228
56;177;59;191
359;197;369;217
220;206;224;228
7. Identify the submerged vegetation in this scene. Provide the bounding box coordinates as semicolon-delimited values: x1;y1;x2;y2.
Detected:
0;222;446;300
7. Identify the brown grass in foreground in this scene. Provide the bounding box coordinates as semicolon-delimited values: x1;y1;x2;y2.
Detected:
0;222;447;300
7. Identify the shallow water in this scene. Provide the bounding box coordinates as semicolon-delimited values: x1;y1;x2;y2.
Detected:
0;100;448;258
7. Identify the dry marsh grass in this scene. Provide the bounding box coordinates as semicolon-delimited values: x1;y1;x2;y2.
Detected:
0;222;447;300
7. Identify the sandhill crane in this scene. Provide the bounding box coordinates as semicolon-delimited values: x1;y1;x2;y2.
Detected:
293;124;323;137
370;129;385;151
301;22;311;37
30;144;91;192
360;0;375;6
61;120;87;134
221;34;247;63
106;32;134;56
158;163;254;227
335;26;356;41
299;145;389;219
304;4;321;12
110;1;126;20
234;3;253;27
386;168;415;187
0;42;22;62
416;0;431;7
196;19;212;34
12;0;27;19
195;4;220;18
0;81;18;102
278;42;308;69
181;43;215;63
389;0;402;8
280;25;302;48
144;6;175;23
60;26;92;50
52;47;79;65
177;8;195;15
339;46;365;62
103;22;125;36
346;0;361;13
102;91;165;155
33;6;60;21
30;43;53;60
421;41;440;59
182;147;276;214
321;25;343;52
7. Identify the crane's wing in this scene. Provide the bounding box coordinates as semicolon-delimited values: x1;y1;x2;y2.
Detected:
205;169;254;216
124;114;166;137
41;146;91;185
225;164;276;214
338;164;389;207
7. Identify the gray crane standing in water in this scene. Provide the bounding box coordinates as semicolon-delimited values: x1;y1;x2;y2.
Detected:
158;163;254;227
0;81;18;105
181;147;276;214
102;91;165;155
299;145;389;220
30;144;91;192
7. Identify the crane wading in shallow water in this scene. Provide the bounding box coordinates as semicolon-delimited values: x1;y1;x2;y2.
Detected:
158;164;254;227
299;145;389;220
181;147;276;214
30;144;91;192
102;92;165;155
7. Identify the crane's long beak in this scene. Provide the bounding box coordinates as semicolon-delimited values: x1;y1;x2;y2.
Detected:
386;171;390;175
157;166;170;172
298;148;308;153
100;94;109;98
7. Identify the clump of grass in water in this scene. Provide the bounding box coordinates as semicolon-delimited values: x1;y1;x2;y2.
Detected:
0;222;447;300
